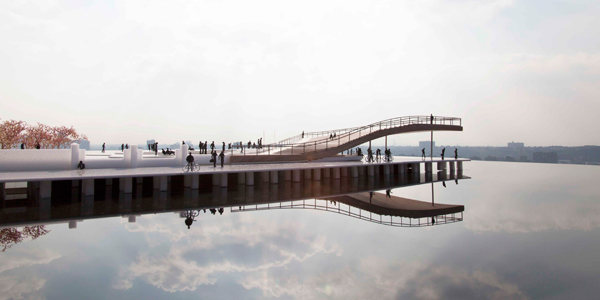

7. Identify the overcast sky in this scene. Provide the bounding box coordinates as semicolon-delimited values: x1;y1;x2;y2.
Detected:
1;0;599;147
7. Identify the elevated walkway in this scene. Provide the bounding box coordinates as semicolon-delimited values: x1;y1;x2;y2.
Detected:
230;115;462;163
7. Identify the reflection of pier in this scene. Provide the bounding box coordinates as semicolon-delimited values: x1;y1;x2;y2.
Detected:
0;167;469;229
232;193;463;227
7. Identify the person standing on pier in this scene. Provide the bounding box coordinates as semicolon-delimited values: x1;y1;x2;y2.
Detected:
121;144;124;152
219;150;225;167
441;148;445;160
210;141;215;153
154;143;158;155
102;143;105;153
222;142;225;151
430;114;434;124
302;131;304;138
126;144;129;150
211;151;217;167
454;148;458;159
422;148;426;160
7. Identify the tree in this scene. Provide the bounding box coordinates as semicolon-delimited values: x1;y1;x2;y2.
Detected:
49;125;87;149
23;122;52;149
0;225;50;252
0;119;28;149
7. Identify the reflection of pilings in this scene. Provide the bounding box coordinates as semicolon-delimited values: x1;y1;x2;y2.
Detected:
284;170;292;181
40;181;52;198
368;165;374;177
358;166;366;176
0;182;5;202
341;167;348;177
83;179;94;196
238;172;246;185
293;170;301;182
220;173;228;188
82;195;94;216
457;161;463;171
449;161;455;173
39;197;51;220
425;162;432;173
323;168;331;178
351;166;358;178
270;171;278;183
119;193;132;213
260;171;269;183
212;174;220;186
333;167;341;179
437;161;446;171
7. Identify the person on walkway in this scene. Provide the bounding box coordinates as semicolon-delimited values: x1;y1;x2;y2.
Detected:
154;143;158;155
442;181;446;188
36;143;40;149
430;114;434;124
369;191;374;203
219;150;225;167
125;144;129;150
441;148;445;160
422;148;426;160
222;142;225;151
102;143;106;153
211;151;217;167
454;148;458;159
121;144;124;151
186;152;195;171
302;131;304;138
77;160;85;170
182;140;185;145
329;133;332;139
386;189;391;198
210;141;215;153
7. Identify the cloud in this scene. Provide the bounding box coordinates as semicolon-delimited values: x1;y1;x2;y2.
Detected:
0;276;46;300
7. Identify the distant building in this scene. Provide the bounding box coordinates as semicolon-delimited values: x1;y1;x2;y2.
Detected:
146;139;156;146
78;139;90;150
419;141;435;149
505;156;515;162
519;155;529;162
508;141;524;148
533;152;557;163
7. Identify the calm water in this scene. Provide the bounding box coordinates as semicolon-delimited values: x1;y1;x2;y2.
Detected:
1;161;599;299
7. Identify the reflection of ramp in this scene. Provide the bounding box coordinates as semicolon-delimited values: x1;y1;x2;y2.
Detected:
230;116;462;163
320;192;464;218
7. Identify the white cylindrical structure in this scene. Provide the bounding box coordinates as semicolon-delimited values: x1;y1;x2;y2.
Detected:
313;168;321;181
333;167;340;179
40;181;52;198
130;145;138;168
71;143;79;170
351;166;359;178
83;179;94;196
270;171;279;184
246;172;255;186
221;173;228;187
293;170;301;182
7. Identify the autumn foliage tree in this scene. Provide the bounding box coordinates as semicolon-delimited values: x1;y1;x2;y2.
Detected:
0;225;51;252
0;119;87;149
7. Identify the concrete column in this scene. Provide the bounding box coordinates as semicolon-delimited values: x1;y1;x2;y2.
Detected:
270;171;279;184
384;165;390;176
124;177;133;194
83;179;94;196
437;161;446;171
69;220;78;229
293;170;301;182
238;172;246;185
40;181;52;198
457;161;463;171
367;165;375;177
213;174;221;186
359;166;366;176
119;178;124;192
449;161;456;172
413;163;420;174
153;176;160;189
71;143;79;170
341;167;348;177
159;176;168;192
260;171;269;183
400;164;406;175
351;166;359;178
246;172;254;186
192;175;199;189
333;167;341;179
0;182;5;201
304;169;312;180
184;175;192;188
425;162;432;173
313;168;321;181
220;173;228;188
284;170;292;181
130;145;139;168
106;178;112;186
323;168;331;178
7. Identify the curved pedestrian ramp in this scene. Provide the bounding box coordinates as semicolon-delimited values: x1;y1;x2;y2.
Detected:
230;115;462;163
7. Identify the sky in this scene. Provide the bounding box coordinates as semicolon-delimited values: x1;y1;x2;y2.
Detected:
1;0;599;147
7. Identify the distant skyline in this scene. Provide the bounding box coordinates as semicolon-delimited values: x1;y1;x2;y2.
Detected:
1;0;599;147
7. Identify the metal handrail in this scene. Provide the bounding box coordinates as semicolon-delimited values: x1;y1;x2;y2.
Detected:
240;116;461;157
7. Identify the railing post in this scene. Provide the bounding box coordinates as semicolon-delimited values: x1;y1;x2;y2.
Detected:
315;142;316;152
291;145;293;155
303;143;305;154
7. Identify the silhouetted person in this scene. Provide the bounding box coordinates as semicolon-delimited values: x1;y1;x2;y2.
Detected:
421;148;426;160
219;150;225;167
218;208;224;215
210;141;215;152
302;131;304;138
430;114;433;124
441;148;445;160
454;148;458;159
455;179;458;185
121;144;124;151
102;143;105;153
77;160;85;170
35;143;40;149
21;143;25;149
432;217;436;224
222;142;225;151
185;217;193;229
211;151;217;167
386;189;391;198
369;191;374;203
182;140;185;145
442;181;446;188
210;208;216;215
154;143;158;155
126;144;129;150
186;152;194;171
329;133;332;139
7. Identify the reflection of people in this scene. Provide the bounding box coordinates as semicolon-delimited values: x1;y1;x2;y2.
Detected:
455;179;458;185
121;144;124;151
185;217;193;229
442;181;446;188
302;131;304;138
